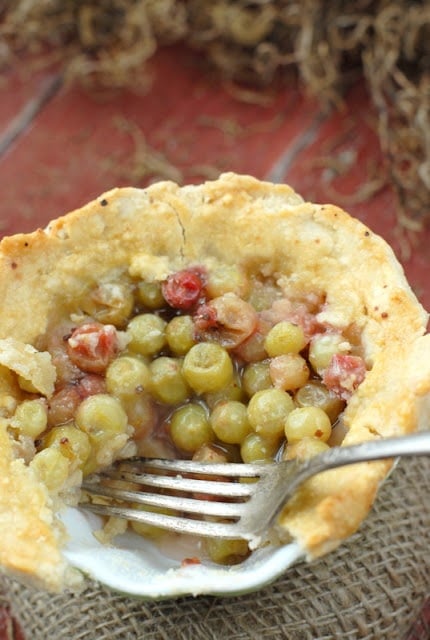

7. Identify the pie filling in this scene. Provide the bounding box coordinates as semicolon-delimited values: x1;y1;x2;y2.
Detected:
6;263;368;566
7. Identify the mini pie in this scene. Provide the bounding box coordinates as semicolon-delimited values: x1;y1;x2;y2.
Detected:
0;172;429;591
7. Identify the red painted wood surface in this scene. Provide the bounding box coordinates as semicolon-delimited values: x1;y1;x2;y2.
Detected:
0;45;428;639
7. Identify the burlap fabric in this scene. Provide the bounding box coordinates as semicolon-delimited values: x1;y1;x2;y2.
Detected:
1;456;429;640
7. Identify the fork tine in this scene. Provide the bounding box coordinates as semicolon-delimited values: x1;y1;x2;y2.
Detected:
93;471;255;497
80;458;269;541
114;458;265;478
81;483;249;518
80;502;247;539
80;457;290;543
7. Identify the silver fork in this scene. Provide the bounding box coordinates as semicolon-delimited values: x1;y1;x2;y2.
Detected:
80;431;430;545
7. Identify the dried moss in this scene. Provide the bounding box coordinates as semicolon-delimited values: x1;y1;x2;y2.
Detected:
363;3;430;228
0;0;428;224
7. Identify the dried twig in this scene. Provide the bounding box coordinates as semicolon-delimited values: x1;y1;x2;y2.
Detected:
113;116;183;184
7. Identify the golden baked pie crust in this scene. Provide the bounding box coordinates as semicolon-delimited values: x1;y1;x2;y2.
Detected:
0;173;429;589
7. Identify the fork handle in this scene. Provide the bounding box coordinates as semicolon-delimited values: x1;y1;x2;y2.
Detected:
307;431;430;478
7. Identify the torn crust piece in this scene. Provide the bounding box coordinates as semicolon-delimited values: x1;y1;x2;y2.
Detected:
0;172;428;590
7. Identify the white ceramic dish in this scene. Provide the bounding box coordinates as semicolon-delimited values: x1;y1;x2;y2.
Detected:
60;507;303;597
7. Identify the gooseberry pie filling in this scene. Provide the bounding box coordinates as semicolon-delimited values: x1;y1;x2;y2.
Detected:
14;264;367;565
